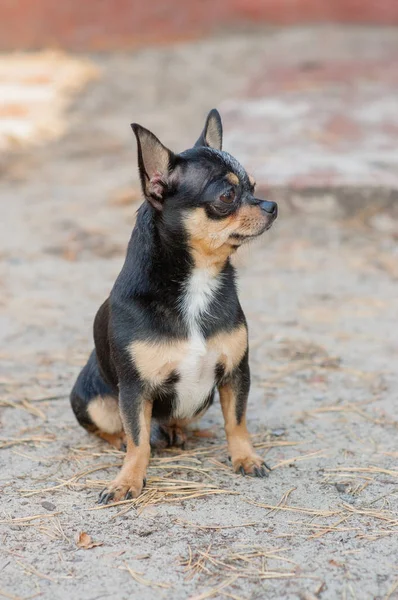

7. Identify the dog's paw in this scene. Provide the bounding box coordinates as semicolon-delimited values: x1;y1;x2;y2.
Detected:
232;454;271;478
96;430;127;452
150;423;187;450
97;476;147;505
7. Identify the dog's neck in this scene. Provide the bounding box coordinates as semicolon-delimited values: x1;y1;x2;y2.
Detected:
181;265;222;333
114;203;233;302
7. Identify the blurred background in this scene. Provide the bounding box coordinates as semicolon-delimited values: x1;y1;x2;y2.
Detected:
1;3;398;599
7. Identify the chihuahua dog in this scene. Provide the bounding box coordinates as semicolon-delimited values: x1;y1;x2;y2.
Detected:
70;109;277;504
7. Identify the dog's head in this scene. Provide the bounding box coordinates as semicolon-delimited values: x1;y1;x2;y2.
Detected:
131;110;277;267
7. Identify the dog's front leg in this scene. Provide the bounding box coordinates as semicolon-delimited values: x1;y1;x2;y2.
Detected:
98;383;152;504
219;356;270;478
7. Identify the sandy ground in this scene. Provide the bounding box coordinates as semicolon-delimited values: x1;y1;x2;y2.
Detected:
1;29;398;600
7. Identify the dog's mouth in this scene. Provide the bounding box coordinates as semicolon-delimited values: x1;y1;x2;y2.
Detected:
229;216;276;244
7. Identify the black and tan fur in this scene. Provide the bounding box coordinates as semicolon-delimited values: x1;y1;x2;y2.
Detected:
70;109;278;504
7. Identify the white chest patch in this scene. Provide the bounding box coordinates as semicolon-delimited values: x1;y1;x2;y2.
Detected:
174;268;221;419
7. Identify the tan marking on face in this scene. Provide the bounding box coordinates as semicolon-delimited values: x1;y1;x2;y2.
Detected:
184;208;236;270
104;399;152;501
184;206;268;269
208;324;247;374
87;396;122;434
226;172;239;186
248;174;256;188
219;384;264;474
234;204;267;237
130;339;187;385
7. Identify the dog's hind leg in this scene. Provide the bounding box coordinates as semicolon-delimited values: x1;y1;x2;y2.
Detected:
70;350;125;450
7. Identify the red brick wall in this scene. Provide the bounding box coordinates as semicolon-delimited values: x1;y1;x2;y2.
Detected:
1;0;398;50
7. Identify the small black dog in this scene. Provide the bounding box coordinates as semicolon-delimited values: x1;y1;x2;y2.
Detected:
71;109;277;504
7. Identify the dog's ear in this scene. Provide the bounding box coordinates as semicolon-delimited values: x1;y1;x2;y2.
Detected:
131;123;175;211
194;109;223;151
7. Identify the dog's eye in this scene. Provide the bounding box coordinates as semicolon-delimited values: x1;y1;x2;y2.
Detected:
220;189;236;204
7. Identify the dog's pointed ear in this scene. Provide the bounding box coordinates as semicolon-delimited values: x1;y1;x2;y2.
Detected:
194;109;223;151
131;123;175;211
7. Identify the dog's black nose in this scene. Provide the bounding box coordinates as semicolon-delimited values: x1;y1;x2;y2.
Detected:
260;200;278;216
